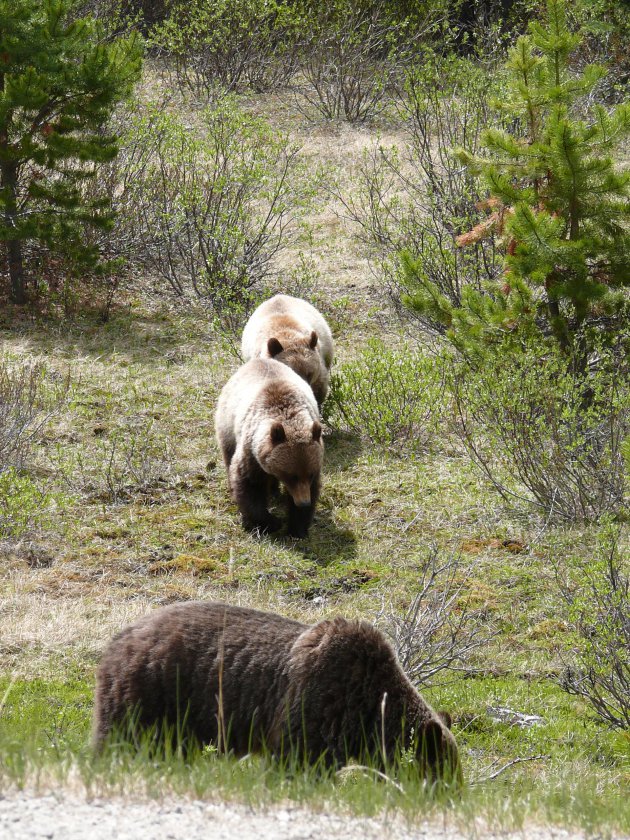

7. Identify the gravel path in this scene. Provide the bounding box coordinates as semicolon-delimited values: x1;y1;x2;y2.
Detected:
0;792;600;840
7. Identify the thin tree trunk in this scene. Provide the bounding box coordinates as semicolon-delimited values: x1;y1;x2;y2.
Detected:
7;239;26;304
2;164;27;304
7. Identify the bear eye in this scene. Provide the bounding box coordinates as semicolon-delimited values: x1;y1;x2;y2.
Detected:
290;474;299;483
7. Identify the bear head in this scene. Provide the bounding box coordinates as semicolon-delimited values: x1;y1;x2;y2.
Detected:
405;708;463;787
258;417;323;508
286;618;462;783
266;333;327;404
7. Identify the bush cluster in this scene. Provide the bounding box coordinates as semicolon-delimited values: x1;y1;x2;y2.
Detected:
327;339;446;455
150;0;304;97
0;356;67;538
451;340;629;522
80;97;312;326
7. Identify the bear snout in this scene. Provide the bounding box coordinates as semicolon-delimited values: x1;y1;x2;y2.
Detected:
290;484;312;507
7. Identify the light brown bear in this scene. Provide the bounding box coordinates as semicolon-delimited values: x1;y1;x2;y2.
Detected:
93;601;462;783
241;294;334;406
215;357;323;538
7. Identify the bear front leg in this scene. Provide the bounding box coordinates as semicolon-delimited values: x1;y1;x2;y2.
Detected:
230;458;281;534
287;475;320;539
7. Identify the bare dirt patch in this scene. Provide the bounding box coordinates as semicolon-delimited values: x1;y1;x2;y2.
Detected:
0;792;602;840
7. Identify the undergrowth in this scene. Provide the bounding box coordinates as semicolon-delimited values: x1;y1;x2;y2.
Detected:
0;674;628;835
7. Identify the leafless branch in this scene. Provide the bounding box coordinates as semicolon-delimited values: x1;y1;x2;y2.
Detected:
471;754;547;785
377;547;494;687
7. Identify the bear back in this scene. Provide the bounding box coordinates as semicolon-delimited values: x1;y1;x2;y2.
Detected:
241;294;334;405
93;602;307;754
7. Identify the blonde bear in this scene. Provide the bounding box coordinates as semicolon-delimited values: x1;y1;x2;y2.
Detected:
241;294;334;406
215;358;323;538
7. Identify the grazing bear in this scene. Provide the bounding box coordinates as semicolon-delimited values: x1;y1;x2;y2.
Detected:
241;294;334;406
93;601;462;783
215;358;323;538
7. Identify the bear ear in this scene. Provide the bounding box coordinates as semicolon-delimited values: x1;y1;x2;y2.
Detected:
270;422;286;445
312;421;322;442
268;337;283;357
437;711;452;730
309;330;318;349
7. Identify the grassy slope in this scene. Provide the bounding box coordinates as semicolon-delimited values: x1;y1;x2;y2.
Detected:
0;86;628;835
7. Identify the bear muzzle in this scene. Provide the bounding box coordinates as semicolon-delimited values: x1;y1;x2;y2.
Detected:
289;484;312;507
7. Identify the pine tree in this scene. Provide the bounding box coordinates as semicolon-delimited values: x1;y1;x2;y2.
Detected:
402;0;630;370
0;0;143;304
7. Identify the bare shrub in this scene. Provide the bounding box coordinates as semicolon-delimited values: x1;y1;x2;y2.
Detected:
133;103;305;320
296;4;418;123
336;50;504;329
0;358;67;473
79;101;172;260
452;343;629;523
569;1;630;105
84;98;310;327
76;104;164;314
58;419;174;504
378;548;492;686
553;521;630;729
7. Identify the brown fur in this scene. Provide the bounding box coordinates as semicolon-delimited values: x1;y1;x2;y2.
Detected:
93;602;462;782
241;295;334;406
215;358;323;537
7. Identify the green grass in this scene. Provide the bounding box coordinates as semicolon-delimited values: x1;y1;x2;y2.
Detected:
0;673;628;835
0;100;628;834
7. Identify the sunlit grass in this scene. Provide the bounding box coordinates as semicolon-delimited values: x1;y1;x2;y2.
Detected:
0;675;627;835
0;102;628;835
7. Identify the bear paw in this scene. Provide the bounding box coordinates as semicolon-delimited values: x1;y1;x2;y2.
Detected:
287;521;310;539
245;513;282;535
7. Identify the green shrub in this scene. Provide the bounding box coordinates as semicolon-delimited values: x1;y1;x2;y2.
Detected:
452;339;629;522
554;519;630;729
151;0;304;97
0;468;54;539
327;339;446;454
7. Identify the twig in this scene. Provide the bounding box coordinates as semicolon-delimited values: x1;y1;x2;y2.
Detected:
336;764;405;793
0;672;19;715
402;509;423;533
472;754;547;785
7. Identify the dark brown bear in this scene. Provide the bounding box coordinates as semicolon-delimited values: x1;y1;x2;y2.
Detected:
215;358;323;538
93;602;462;783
